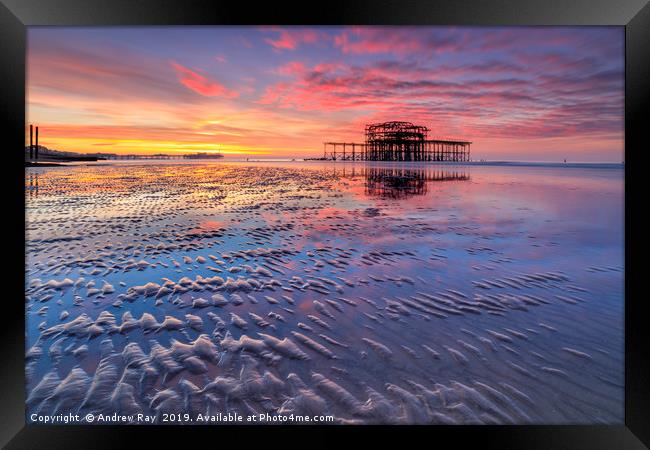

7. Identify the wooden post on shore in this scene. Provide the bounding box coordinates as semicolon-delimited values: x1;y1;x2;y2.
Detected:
35;126;39;160
29;124;33;160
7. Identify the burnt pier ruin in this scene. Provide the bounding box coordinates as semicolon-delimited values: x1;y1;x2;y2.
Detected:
323;121;471;162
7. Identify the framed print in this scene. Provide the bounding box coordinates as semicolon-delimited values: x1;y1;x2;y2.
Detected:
1;0;648;448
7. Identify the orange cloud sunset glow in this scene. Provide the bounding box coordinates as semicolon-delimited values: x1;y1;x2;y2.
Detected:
27;26;624;161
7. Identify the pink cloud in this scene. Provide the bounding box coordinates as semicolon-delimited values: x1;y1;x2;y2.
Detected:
262;27;323;51
257;58;622;143
274;61;307;76
170;61;238;98
334;27;463;55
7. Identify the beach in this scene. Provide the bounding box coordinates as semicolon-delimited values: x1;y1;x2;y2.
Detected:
25;160;624;424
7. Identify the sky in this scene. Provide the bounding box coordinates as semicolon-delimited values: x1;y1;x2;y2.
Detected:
27;26;624;162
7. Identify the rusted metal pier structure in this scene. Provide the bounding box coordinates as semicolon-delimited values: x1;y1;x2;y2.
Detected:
104;153;224;160
28;124;39;160
105;154;188;160
321;142;368;161
323;121;471;162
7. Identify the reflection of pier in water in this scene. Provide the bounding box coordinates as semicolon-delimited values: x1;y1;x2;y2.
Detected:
331;165;470;199
27;173;39;198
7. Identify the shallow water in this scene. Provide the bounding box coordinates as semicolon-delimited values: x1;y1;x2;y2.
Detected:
25;161;624;424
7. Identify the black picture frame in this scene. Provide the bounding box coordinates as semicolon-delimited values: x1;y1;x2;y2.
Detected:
1;0;647;448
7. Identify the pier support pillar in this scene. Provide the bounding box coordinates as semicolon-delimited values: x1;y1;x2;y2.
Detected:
29;124;33;160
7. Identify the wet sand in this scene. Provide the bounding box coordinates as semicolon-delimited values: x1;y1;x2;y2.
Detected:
25;161;624;424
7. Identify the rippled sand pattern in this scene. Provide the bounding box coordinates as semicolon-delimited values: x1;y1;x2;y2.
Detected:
25;161;624;424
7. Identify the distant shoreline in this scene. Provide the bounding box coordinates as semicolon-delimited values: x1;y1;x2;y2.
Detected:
24;159;625;170
25;161;65;167
325;160;624;169
241;159;624;169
